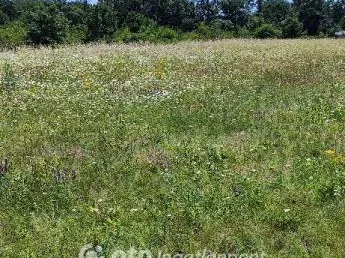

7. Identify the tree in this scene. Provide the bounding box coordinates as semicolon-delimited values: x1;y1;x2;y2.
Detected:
62;1;88;27
124;11;155;33
101;0;143;26
195;0;220;22
0;0;17;21
281;12;303;38
0;10;9;25
257;0;263;13
254;23;281;38
158;0;196;28
262;0;291;26
220;0;251;27
87;2;118;41
25;3;69;45
328;0;345;29
294;0;325;36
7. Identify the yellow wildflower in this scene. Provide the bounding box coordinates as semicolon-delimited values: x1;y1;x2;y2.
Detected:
325;149;337;158
325;149;345;164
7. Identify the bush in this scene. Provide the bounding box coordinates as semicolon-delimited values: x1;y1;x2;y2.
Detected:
210;19;234;32
125;12;156;33
182;21;235;41
181;18;198;31
86;3;118;42
254;23;281;39
0;22;27;50
113;26;179;44
114;13;176;44
248;15;265;31
281;15;303;38
149;26;179;43
65;25;87;44
196;22;223;39
235;28;252;38
181;31;202;41
136;26;157;42
0;10;9;25
113;27;134;43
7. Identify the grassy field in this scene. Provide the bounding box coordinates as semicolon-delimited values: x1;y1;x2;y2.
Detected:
1;39;345;257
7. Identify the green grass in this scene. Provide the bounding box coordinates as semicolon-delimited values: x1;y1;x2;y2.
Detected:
1;39;345;257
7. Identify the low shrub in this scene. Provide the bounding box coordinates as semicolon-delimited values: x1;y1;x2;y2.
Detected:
113;26;179;43
65;25;87;44
0;22;28;50
113;27;134;43
281;15;303;38
254;23;282;39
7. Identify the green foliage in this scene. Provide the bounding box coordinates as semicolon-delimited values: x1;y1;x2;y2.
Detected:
180;17;199;31
195;22;209;38
0;10;9;25
113;27;134;43
150;26;179;42
281;14;304;38
261;0;291;26
181;31;203;41
196;21;229;39
125;12;156;33
157;0;196;29
181;20;237;40
65;25;87;44
339;16;345;30
254;23;281;39
220;0;250;27
113;26;179;43
0;22;27;49
0;0;342;46
25;5;69;45
0;0;16;22
62;2;88;27
210;19;234;32
331;0;345;28
247;14;265;31
87;3;118;42
235;27;252;37
294;0;325;36
195;0;220;22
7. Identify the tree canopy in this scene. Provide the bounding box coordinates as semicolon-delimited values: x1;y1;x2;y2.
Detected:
0;0;344;47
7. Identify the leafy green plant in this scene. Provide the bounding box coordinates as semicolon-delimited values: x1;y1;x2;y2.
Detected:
281;14;304;38
65;25;87;44
113;27;134;43
0;22;27;49
254;23;282;38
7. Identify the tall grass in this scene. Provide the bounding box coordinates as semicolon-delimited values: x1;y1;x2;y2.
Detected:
1;39;345;257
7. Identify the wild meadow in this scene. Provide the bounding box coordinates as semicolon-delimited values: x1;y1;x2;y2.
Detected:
1;39;345;257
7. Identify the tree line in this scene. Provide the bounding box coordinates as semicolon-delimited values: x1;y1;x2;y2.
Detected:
1;0;345;48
